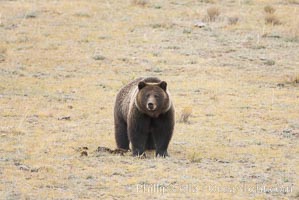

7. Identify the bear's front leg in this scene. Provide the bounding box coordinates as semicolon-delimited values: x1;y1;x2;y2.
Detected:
154;135;172;157
130;133;148;157
152;108;175;157
128;112;151;157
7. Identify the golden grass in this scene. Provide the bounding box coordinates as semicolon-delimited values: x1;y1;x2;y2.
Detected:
0;0;298;199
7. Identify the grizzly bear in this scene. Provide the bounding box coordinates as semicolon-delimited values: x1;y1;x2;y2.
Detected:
114;77;175;157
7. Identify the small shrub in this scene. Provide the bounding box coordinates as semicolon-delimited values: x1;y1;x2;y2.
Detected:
265;14;280;25
188;152;202;163
243;0;253;4
74;11;91;18
92;55;105;61
288;21;299;41
286;0;299;4
202;0;216;3
228;17;239;25
179;107;192;123
0;47;6;62
132;0;148;6
264;59;275;66
207;7;220;21
183;29;192;34
264;5;275;14
25;11;38;19
0;47;6;54
285;74;299;84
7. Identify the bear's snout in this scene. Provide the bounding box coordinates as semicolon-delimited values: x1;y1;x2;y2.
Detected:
147;102;156;111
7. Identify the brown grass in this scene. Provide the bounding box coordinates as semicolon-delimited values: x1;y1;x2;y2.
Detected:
264;5;276;14
265;14;281;25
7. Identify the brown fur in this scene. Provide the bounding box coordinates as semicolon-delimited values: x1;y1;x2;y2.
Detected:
114;77;175;157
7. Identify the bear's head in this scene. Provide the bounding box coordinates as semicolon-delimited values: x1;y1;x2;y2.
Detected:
135;80;171;118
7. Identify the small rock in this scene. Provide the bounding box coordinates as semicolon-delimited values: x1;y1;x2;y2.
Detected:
112;172;124;176
194;21;206;28
19;165;30;171
25;12;38;19
80;151;88;157
277;83;285;88
173;141;187;145
217;160;230;164
75;146;89;152
58;116;71;120
97;146;112;153
30;168;39;173
92;55;105;61
264;59;275;66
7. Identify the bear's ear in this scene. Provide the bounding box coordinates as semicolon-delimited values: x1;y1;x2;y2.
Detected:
159;81;167;91
138;81;146;90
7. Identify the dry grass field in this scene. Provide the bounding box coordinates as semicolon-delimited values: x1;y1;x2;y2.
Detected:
0;0;299;199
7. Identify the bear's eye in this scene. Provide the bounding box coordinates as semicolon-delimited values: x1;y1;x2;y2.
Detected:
154;94;159;98
146;94;150;98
